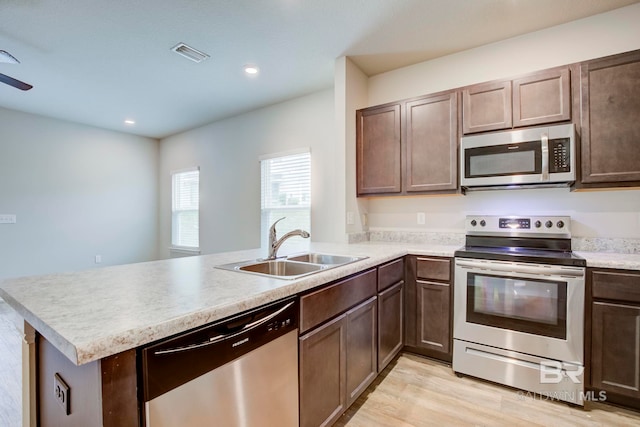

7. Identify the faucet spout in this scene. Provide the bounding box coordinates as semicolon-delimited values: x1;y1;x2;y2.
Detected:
267;217;310;259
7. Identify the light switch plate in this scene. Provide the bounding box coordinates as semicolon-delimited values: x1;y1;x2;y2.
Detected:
417;212;426;225
0;214;16;224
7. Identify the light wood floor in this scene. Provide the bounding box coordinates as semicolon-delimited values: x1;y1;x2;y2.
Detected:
335;353;640;427
0;297;22;427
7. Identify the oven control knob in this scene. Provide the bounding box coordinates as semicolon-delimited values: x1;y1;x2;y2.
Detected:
557;220;565;229
535;220;542;228
470;220;477;227
545;220;553;228
480;220;486;227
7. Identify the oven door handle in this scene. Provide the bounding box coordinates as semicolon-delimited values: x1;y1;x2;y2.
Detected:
455;259;584;277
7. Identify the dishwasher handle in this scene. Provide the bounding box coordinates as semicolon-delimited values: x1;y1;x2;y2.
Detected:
154;300;296;356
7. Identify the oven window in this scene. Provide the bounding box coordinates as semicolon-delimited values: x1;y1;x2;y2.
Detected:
466;272;567;339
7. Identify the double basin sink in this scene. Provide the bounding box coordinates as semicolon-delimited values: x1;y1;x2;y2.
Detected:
217;253;368;280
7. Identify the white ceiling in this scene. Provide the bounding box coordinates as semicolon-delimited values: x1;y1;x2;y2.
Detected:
1;0;638;139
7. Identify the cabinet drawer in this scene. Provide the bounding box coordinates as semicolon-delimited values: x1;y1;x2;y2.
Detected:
378;258;404;291
300;269;377;333
592;270;640;303
416;257;451;282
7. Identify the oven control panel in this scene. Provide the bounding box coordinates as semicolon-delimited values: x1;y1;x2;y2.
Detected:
466;215;571;237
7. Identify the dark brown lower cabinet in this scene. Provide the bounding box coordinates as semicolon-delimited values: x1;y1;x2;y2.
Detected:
346;297;378;407
378;281;404;371
416;280;451;356
404;255;453;362
588;268;640;410
299;296;377;427
591;302;640;400
299;314;347;427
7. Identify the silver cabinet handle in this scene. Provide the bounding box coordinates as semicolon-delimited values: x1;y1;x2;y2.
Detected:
541;132;549;181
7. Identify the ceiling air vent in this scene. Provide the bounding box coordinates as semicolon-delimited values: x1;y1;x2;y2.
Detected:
171;43;210;63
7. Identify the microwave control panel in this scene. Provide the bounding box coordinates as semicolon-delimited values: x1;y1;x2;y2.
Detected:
549;138;571;173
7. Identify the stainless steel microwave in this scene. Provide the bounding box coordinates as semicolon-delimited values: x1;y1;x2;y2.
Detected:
460;123;575;191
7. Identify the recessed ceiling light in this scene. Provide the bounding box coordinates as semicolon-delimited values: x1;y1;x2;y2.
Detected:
244;65;259;75
124;119;136;125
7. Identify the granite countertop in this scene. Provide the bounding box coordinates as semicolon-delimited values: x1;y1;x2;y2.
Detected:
1;240;638;366
575;251;640;270
0;242;456;366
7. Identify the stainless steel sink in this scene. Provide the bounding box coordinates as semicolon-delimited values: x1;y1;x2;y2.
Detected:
287;253;363;265
216;252;367;280
239;260;325;276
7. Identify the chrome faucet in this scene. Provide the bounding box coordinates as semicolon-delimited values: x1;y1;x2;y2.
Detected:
267;217;310;260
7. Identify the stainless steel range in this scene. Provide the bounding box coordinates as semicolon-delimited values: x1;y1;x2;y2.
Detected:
453;215;587;405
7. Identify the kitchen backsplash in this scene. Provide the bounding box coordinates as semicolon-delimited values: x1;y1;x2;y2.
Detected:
347;231;640;254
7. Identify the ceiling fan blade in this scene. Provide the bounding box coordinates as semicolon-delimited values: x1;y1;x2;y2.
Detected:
0;72;33;91
0;50;20;64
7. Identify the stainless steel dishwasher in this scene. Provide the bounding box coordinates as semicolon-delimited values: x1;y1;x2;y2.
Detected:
140;298;298;427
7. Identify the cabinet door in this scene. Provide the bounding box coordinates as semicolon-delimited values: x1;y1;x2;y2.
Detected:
405;92;458;192
513;67;571;128
580;50;640;184
299;315;347;427
356;104;402;195
462;80;512;134
378;281;404;372
591;301;640;399
345;296;377;407
416;280;451;357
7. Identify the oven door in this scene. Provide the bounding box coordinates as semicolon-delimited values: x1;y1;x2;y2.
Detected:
454;258;585;364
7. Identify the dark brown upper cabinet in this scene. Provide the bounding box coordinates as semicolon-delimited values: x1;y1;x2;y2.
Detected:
356;104;402;195
356;91;458;197
513;67;571;127
462;80;512;134
462;67;571;134
405;92;458;192
579;50;640;187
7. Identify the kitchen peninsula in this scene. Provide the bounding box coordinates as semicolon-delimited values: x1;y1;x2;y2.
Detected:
0;242;453;426
1;241;639;426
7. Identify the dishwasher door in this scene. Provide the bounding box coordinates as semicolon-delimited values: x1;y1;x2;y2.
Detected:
141;298;298;427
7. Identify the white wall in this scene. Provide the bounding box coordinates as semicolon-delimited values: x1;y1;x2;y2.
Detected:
335;57;370;235
0;108;159;279
354;3;640;239
158;89;337;259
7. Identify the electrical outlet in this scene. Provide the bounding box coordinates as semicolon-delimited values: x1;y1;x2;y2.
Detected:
417;212;426;225
95;255;102;264
54;373;70;415
346;211;355;225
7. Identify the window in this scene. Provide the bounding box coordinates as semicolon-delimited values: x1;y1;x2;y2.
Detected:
260;150;311;251
171;167;200;249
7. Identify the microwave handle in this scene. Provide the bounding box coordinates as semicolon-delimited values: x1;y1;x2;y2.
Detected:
541;132;549;181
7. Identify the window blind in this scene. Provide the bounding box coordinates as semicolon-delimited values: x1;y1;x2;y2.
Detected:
260;150;311;251
171;168;200;249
